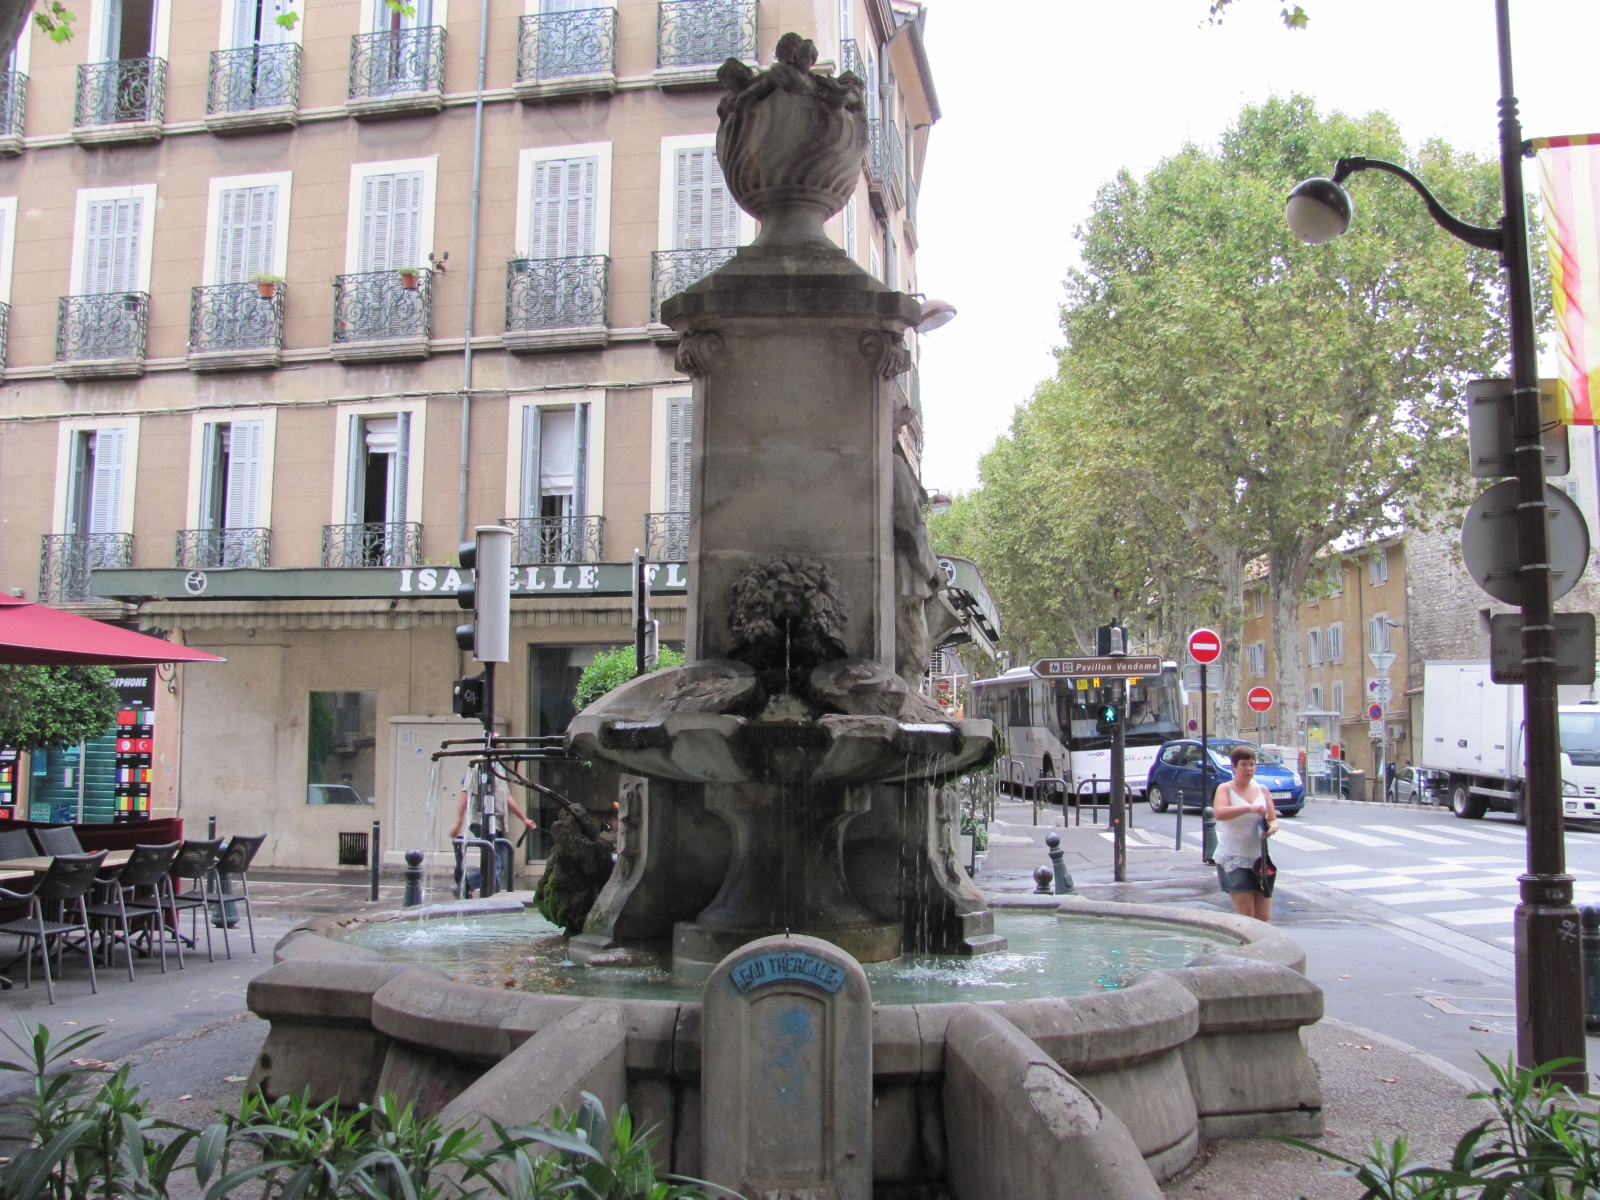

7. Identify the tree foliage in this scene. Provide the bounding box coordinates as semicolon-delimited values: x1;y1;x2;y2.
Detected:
934;96;1509;730
0;666;120;752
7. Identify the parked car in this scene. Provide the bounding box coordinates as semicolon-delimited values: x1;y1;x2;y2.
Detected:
307;783;369;805
1146;738;1305;816
1389;765;1443;805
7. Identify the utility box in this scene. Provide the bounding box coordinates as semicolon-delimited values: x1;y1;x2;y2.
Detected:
386;716;505;870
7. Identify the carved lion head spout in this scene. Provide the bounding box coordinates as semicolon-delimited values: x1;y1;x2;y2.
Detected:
714;32;869;249
726;555;850;678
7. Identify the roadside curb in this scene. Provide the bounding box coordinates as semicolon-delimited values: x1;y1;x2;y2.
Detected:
1319;1016;1493;1093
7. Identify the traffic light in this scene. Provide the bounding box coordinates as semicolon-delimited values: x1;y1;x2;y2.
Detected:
1098;687;1118;724
1096;624;1127;655
455;526;512;663
452;674;486;719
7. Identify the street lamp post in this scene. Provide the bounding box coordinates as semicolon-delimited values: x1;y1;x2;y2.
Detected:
1285;0;1584;1090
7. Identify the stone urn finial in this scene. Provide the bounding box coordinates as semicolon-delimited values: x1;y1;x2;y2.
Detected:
715;33;868;249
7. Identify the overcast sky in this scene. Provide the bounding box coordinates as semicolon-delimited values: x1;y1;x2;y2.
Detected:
913;0;1600;496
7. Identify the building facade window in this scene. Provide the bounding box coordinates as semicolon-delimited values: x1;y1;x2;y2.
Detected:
1332;682;1344;716
843;194;857;263
306;690;377;806
1368;613;1391;654
1326;622;1343;663
1252;589;1264;617
1326;564;1343;597
1369;548;1389;586
1306;628;1322;667
671;144;739;250
74;185;157;295
1309;685;1323;711
519;403;590;521
343;158;437;274
1247;641;1266;676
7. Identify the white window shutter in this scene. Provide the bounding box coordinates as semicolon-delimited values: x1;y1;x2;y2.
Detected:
102;0;123;62
572;402;589;516
111;198;141;293
357;171;423;275
844;196;856;262
530;161;551;257
390;172;423;269
225;419;264;529
666;397;691;513
216;186;278;284
345;415;366;524
89;427;126;534
520;405;542;518
673;148;738;250
232;0;258;47
390;411;411;524
245;186;277;281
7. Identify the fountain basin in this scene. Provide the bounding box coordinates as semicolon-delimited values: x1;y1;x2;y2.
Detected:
247;895;1325;1197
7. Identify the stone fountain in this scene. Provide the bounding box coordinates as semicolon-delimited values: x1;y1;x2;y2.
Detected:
567;32;998;967
244;40;1327;1200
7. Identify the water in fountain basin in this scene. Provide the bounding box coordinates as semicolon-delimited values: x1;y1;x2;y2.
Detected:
337;909;1235;1003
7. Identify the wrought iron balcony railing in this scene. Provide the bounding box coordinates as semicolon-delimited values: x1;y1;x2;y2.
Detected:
503;516;604;565
650;247;737;323
838;38;865;80
175;527;271;570
0;71;27;143
349;27;446;100
645;513;689;561
75;57;166;128
506;256;608;333
656;0;757;69
207;43;300;115
189;282;286;357
517;8;616;83
321;522;423;568
868;118;904;205
56;292;149;365
333;269;432;346
40;533;132;603
0;301;10;369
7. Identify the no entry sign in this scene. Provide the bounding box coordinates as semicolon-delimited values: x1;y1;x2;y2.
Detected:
1247;686;1274;713
1188;628;1222;665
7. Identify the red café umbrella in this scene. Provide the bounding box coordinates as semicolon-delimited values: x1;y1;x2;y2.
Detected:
0;597;224;667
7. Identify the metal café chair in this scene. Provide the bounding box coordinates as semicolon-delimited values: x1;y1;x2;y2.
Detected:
86;841;180;981
0;851;106;1003
166;839;227;964
32;826;86;856
213;834;266;953
0;827;36;861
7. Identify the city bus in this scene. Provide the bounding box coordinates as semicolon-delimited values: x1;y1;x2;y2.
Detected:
970;663;1184;798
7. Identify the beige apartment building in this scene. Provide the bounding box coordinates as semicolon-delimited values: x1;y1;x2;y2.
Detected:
0;0;940;866
1239;538;1413;793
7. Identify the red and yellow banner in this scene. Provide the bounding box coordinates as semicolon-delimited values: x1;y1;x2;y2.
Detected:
1534;135;1600;425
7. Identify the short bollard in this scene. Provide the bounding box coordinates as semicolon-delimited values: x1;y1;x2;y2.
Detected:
403;848;424;908
1033;864;1054;895
1202;806;1217;865
370;819;381;901
1583;904;1600;1032
1045;830;1075;895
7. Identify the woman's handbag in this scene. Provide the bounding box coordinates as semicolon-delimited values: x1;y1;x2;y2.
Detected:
1253;828;1277;897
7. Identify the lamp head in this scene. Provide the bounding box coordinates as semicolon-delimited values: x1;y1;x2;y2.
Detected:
1286;176;1352;245
916;298;957;334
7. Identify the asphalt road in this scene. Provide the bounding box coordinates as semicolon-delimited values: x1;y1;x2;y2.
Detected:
1130;795;1600;1083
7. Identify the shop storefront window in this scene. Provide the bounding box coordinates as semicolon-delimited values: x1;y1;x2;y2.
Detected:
306;690;376;805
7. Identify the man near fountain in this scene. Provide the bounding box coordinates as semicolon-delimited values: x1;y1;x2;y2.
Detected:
450;763;536;896
1213;744;1279;920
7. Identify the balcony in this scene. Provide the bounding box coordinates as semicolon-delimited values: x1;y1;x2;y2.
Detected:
40;533;132;603
54;292;149;381
331;269;432;363
645;512;689;561
838;38;865;80
175;527;271;570
0;71;27;155
655;0;757;89
321;523;423;568
206;44;300;134
0;301;9;371
504;516;604;565
515;8;616;101
188;282;286;372
650;247;737;325
348;27;446;120
504;256;609;352
73;58;166;145
867;118;904;217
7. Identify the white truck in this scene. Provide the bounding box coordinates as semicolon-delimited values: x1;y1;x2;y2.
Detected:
1421;660;1600;822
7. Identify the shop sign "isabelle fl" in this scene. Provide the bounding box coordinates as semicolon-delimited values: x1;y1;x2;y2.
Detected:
398;562;688;595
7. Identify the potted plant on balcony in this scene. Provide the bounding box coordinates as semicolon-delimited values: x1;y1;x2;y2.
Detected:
251;272;285;299
397;266;420;290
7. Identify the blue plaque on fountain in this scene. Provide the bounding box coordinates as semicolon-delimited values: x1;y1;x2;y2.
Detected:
729;949;848;994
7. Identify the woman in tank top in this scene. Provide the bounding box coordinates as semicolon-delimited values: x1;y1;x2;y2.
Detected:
1212;743;1278;921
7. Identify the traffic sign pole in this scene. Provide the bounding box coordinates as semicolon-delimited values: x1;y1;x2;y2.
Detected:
1188;630;1223;865
1111;677;1126;884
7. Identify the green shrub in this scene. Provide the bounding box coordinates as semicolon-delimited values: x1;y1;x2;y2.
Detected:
573;646;685;711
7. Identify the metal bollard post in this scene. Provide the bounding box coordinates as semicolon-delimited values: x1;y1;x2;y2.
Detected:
1046;830;1075;895
1092;776;1100;825
1583;904;1600;1032
403;848;424;907
1033;864;1054;895
1202;806;1217;865
370;819;380;901
1126;785;1134;830
208;814;216;839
